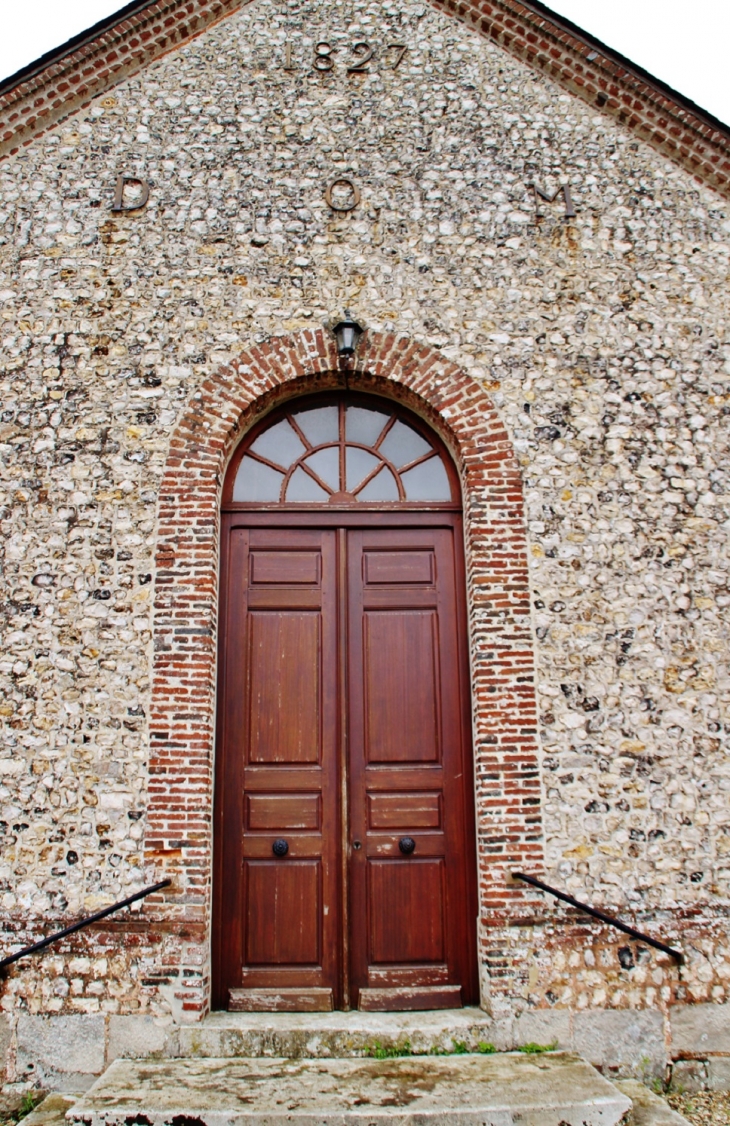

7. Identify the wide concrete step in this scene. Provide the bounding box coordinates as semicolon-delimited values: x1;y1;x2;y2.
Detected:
68;1053;632;1126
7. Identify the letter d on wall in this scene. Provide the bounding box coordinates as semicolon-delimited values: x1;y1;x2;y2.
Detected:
112;174;150;212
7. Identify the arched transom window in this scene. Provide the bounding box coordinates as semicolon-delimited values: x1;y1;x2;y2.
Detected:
229;394;457;505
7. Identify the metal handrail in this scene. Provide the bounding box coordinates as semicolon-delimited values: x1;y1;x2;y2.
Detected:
512;872;684;964
0;878;171;971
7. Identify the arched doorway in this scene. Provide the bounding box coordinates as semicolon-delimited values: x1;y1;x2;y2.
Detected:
212;391;478;1012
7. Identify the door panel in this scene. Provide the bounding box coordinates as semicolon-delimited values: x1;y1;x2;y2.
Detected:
348;527;476;1008
367;792;442;830
368;859;445;963
246;793;321;831
250;550;321;584
363;550;434;585
363;611;440;763
245;861;321;964
248;612;321;763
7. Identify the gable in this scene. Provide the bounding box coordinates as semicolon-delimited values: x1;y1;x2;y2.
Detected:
0;0;729;198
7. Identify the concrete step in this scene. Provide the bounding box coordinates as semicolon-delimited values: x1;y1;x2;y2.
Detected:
180;1007;496;1058
615;1080;691;1125
18;1093;76;1126
68;1053;632;1126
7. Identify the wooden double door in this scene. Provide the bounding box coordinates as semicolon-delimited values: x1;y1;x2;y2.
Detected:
213;512;477;1011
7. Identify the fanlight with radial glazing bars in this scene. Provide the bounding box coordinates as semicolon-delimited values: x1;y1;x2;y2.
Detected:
231;396;456;504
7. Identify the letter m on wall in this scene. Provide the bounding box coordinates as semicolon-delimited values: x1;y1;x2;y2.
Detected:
529;182;576;218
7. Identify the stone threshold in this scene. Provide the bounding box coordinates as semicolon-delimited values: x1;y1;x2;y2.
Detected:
180;1007;496;1058
67;1053;633;1126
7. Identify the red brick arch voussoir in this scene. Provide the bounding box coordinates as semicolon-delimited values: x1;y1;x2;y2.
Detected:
146;327;543;959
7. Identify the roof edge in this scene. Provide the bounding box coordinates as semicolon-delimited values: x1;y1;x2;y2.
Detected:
432;0;730;196
520;0;729;137
0;0;158;100
0;0;248;159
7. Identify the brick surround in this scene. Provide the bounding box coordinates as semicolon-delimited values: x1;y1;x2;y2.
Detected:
147;327;541;1013
0;0;728;197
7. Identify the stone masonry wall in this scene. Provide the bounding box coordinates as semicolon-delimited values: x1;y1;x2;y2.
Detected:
0;0;729;1081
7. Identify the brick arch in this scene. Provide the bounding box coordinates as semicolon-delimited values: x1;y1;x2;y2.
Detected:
146;327;542;1014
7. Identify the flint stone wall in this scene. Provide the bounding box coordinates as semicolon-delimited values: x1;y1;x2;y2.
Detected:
0;0;729;1076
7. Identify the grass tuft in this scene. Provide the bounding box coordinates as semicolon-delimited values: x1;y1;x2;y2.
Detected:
367;1039;412;1059
518;1040;558;1054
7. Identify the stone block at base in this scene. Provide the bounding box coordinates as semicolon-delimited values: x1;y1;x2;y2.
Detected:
69;1053;632;1126
573;1009;665;1077
107;1016;178;1063
706;1057;730;1092
673;1055;730;1093
670;1003;730;1057
513;1010;572;1051
669;1060;707;1093
16;1015;105;1092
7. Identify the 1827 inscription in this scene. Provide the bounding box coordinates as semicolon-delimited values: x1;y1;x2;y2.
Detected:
283;40;407;72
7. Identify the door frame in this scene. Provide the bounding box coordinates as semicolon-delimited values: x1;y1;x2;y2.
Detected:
212;507;478;1010
146;329;542;1020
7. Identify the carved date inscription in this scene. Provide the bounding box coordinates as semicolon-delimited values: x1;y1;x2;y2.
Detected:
282;39;407;73
347;42;374;72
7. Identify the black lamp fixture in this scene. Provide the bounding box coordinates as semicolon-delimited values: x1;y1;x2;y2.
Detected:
333;310;364;357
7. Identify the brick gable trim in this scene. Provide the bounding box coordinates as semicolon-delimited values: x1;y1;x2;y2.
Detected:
0;0;248;159
146;328;541;1014
0;0;728;197
433;0;730;196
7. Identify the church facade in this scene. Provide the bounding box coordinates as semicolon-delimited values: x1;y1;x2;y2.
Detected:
0;0;729;1091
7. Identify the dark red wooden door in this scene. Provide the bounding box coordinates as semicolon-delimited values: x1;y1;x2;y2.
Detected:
214;515;477;1012
347;527;476;1010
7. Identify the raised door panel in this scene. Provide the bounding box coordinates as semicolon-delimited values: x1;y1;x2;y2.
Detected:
368;860;445;964
363;551;434;585
247;612;321;764
245;861;321;965
246;793;321;831
362;611;440;764
214;524;340;1008
250;550;321;585
367;792;441;830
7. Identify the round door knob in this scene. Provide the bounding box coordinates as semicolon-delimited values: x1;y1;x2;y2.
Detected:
399;836;416;855
272;839;289;857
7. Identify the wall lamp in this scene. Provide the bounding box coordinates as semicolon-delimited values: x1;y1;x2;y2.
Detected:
332;311;364;357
